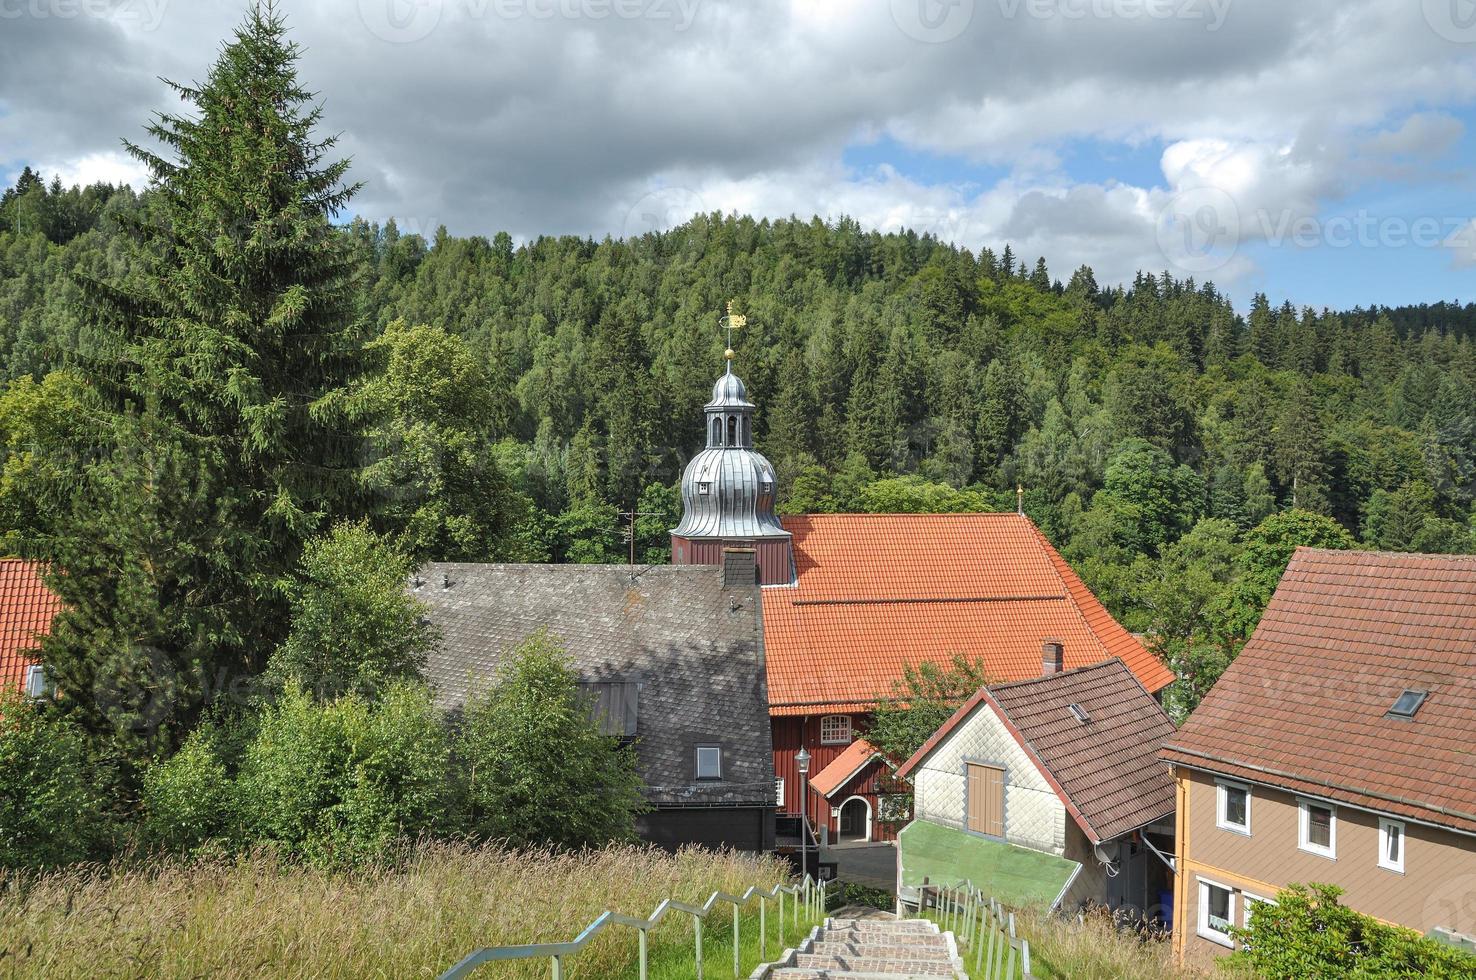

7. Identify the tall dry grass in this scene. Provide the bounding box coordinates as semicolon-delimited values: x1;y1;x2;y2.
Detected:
0;842;795;979
1015;908;1214;980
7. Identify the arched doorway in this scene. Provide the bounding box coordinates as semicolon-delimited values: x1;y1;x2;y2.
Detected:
837;796;871;843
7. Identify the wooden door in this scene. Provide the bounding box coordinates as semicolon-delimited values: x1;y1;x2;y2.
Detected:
966;763;1005;837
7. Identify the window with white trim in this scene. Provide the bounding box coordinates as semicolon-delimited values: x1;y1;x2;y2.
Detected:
22;664;49;700
1197;879;1236;948
775;777;785;810
695;746;722;780
819;715;852;745
1216;779;1251;835
1243;892;1273;928
1378;817;1405;873
1298;799;1336;858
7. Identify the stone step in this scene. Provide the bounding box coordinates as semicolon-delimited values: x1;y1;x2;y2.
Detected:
808;938;944;950
823;921;938;936
810;935;949;953
768;971;953;980
792;953;957;975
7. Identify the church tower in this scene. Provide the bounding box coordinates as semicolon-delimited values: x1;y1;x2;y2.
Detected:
670;307;794;585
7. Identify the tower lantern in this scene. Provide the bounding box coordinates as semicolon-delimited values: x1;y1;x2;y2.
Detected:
670;303;795;585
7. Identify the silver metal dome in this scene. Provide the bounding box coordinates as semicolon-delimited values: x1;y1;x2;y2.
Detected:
671;364;790;542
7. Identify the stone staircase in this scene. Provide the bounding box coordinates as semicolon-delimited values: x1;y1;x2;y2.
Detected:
751;914;966;979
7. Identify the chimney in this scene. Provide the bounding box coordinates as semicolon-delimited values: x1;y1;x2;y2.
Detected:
1041;640;1064;676
722;547;758;589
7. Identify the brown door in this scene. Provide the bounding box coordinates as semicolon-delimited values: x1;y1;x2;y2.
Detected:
966;763;1005;837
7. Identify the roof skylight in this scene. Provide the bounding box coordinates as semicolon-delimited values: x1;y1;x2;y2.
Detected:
1068;703;1090;725
1387;689;1428;719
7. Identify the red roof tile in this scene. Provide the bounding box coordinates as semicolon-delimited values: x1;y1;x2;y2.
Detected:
808;737;884;798
762;514;1172;714
0;560;60;693
1162;548;1476;834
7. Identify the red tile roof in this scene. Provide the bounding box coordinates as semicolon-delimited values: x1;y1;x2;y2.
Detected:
1162;548;1476;835
898;659;1178;843
808;737;883;798
762;514;1172;715
0;560;60;693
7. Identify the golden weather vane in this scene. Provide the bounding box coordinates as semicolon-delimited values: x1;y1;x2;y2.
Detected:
719;300;746;362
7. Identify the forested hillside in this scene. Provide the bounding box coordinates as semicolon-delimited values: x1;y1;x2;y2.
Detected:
3;167;1475;715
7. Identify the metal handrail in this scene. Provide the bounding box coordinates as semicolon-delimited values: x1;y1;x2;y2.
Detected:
439;873;838;980
906;878;1035;980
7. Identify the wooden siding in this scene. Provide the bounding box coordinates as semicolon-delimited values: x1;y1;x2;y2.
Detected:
772;714;899;843
671;536;793;585
967;763;1005;836
1175;767;1476;961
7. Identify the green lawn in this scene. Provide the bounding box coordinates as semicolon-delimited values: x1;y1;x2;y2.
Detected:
899;820;1079;909
641;897;827;980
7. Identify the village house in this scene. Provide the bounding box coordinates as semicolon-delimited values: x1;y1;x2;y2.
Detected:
418;559;776;852
1161;548;1476;963
894;657;1178;918
0;559;59;700
669;355;1175;847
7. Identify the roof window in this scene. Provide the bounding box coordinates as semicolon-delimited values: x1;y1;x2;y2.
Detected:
1387;689;1428;719
1068;703;1090;725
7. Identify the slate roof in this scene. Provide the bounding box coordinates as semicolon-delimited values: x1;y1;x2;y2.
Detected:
761;514;1173;715
1162;548;1476;835
417;562;774;808
0;560;60;694
809;738;883;798
899;658;1178;843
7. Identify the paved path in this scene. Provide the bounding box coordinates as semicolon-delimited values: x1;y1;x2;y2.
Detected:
822;842;897;892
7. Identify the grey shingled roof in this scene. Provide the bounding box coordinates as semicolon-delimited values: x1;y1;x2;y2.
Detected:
416;562;774;808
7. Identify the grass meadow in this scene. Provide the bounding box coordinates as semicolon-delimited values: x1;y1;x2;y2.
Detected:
0;842;819;979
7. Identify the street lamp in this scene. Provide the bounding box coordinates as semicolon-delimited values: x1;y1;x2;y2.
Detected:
796;746;811;879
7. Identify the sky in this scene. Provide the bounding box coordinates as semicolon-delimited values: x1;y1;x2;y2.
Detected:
2;0;1475;311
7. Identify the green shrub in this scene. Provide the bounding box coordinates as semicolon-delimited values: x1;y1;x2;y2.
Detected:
234;682;452;865
140;725;232;853
0;691;106;868
457;629;645;849
1229;882;1476;979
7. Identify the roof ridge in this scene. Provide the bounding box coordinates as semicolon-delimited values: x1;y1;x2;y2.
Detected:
988;657;1125;693
1294;545;1476;563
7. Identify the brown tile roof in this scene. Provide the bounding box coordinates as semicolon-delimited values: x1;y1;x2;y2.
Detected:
899;658;1178;843
762;514;1173;715
0;560;59;693
1161;548;1476;835
808;737;883;798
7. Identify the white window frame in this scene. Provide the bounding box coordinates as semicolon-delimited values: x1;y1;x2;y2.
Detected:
1298;798;1337;859
1378;817;1405;873
819;714;852;745
775;777;785;810
22;664;47;699
1242;892;1273;928
1215;779;1251;835
695;746;722;780
1196;877;1236;948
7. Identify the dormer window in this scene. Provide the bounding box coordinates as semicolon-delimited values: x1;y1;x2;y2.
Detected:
23;664;50;700
761;479;773;494
698;482;711;496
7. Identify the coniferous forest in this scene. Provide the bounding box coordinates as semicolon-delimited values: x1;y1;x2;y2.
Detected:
3;11;1476;834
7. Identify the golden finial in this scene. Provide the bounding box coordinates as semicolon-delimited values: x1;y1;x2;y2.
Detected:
720;300;746;362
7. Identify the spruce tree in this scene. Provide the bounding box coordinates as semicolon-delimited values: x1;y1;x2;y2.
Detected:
35;6;365;762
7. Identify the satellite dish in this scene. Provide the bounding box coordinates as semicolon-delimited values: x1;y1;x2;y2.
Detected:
1094;842;1121;877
